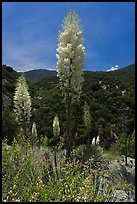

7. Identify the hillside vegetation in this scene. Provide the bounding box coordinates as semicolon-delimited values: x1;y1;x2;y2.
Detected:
2;64;135;150
2;64;135;202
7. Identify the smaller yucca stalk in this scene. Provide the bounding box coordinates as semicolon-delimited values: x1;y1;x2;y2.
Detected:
92;137;96;145
53;115;60;138
96;136;100;145
31;122;37;148
53;115;60;169
13;74;31;137
92;136;100;145
83;101;92;142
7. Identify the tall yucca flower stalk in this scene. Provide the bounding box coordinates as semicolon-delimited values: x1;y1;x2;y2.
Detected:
31;122;37;148
56;10;85;160
53;115;60;168
53;115;60;138
13;74;31;137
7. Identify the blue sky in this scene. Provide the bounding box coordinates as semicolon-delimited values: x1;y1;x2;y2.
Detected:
2;2;135;72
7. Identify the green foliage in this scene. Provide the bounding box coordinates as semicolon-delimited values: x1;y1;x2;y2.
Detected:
118;129;135;159
114;180;134;193
2;140;46;202
76;174;114;202
2;65;20;99
72;144;105;169
103;143;121;160
2;141;114;202
2;107;18;144
2;64;135;150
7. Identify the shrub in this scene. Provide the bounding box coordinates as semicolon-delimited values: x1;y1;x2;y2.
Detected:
2;140;114;202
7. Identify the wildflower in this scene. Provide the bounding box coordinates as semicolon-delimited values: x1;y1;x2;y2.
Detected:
56;10;85;101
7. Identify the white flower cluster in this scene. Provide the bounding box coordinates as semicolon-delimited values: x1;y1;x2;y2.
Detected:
13;75;31;126
92;136;100;145
56;10;85;100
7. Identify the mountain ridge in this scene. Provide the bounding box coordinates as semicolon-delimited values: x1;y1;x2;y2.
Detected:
23;69;57;82
2;63;134;82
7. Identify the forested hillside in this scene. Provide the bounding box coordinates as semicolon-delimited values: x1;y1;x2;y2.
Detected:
23;69;57;82
2;64;135;150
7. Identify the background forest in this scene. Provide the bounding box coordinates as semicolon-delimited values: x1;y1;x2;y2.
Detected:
2;63;135;153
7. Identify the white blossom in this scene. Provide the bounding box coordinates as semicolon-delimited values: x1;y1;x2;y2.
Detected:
56;10;85;101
